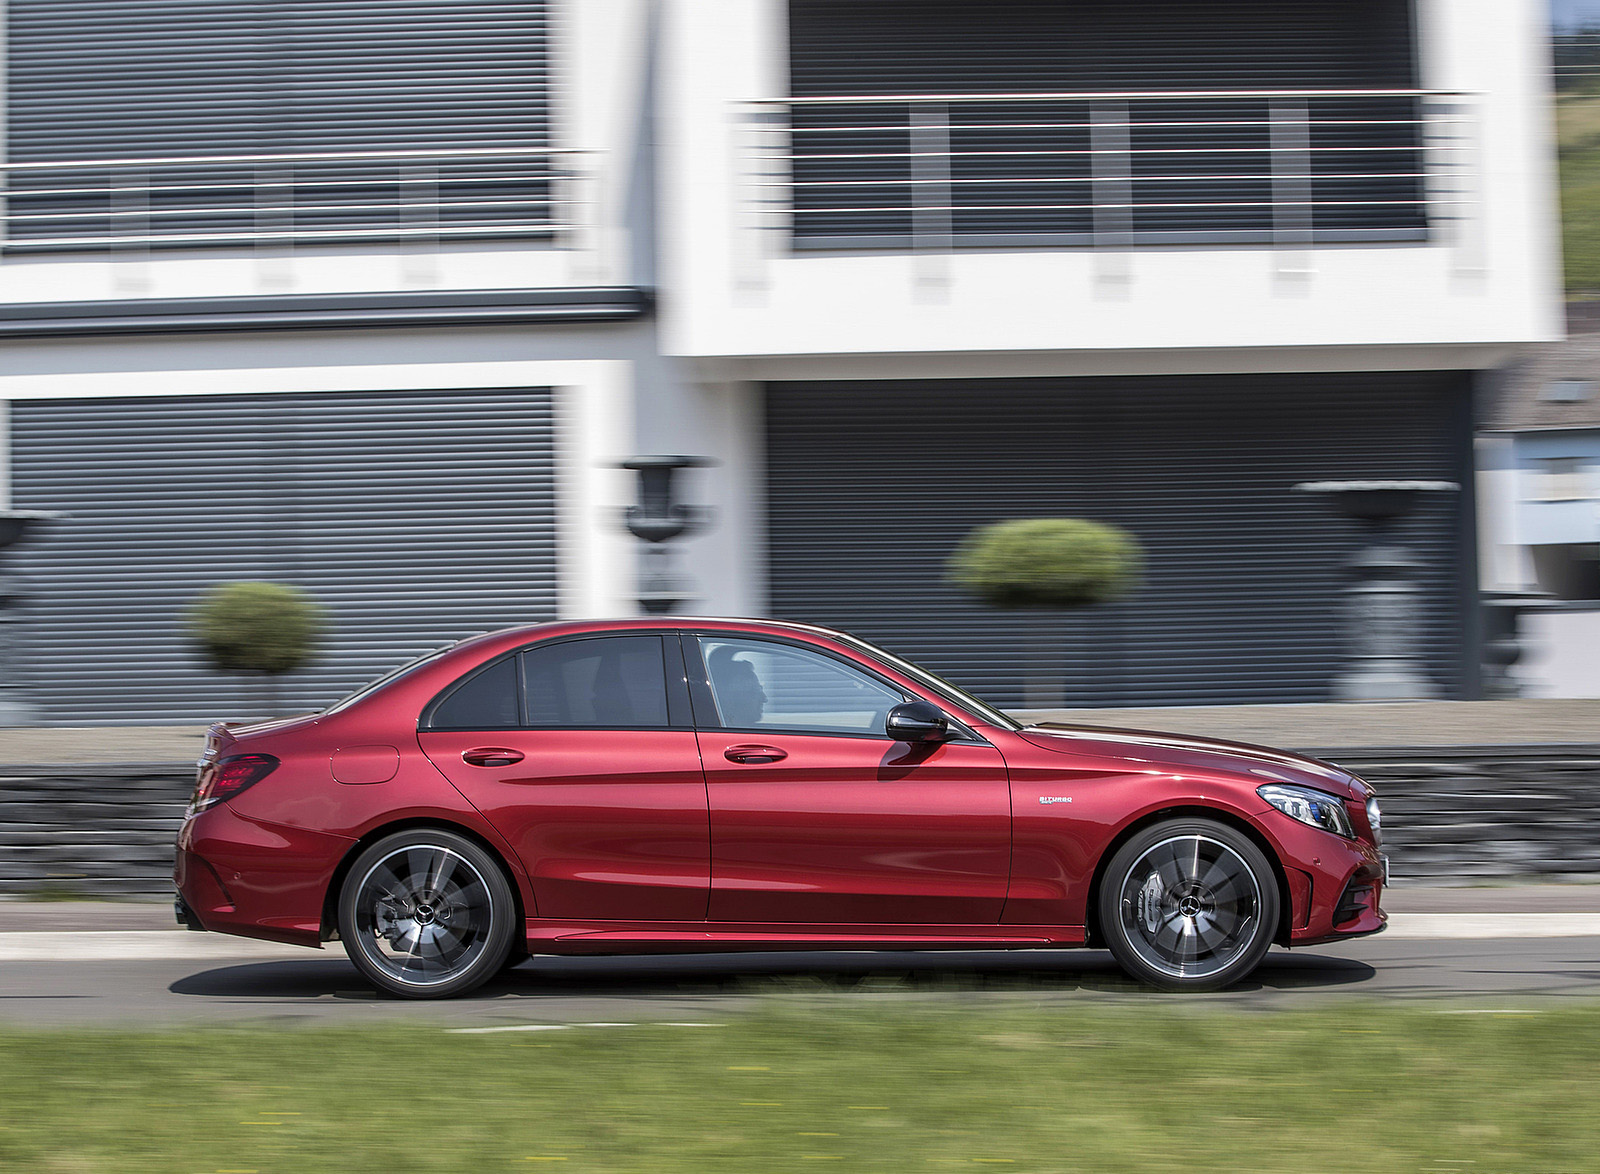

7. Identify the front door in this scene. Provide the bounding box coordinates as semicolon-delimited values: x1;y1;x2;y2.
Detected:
691;635;1011;925
419;633;709;922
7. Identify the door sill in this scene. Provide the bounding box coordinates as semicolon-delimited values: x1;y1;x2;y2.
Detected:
523;919;1085;953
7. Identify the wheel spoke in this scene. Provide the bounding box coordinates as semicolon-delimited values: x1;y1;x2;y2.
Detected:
452;877;490;909
366;862;411;909
1208;867;1252;908
1156;842;1193;889
1173;918;1199;969
419;926;451;969
438;929;465;967
1151;912;1186;956
1193;913;1227;953
1198;855;1235;892
405;848;436;893
400;924;425;971
425;850;457;898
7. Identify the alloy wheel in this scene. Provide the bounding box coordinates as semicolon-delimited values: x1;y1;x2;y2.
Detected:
1103;824;1276;989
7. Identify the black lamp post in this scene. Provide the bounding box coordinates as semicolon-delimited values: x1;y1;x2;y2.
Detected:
1293;480;1459;701
0;510;66;726
619;456;712;614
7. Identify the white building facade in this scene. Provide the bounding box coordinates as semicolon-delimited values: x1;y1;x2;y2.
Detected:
0;0;1562;721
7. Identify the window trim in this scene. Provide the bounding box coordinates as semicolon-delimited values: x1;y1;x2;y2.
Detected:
684;631;987;744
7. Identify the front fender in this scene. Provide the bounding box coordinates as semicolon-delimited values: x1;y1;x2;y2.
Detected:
1001;765;1281;928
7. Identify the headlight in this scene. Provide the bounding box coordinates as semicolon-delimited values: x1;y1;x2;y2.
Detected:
1257;783;1355;839
1366;795;1383;845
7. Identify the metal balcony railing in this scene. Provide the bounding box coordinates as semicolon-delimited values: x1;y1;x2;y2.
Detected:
738;89;1479;253
0;146;597;253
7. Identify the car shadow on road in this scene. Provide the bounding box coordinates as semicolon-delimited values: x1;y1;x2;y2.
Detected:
169;947;1376;1002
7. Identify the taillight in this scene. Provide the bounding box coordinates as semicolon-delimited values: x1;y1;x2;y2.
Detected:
191;753;279;813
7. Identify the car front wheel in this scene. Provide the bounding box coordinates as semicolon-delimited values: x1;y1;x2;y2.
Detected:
1098;819;1279;992
337;829;517;999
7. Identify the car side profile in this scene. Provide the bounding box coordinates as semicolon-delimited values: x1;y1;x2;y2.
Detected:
174;617;1386;997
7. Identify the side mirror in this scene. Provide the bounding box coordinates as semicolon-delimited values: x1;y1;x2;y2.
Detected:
885;700;950;743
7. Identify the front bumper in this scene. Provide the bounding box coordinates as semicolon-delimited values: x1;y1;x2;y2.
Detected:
1259;812;1387;946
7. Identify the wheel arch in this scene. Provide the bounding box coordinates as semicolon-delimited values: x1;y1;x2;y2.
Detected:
319;816;528;943
1082;805;1293;950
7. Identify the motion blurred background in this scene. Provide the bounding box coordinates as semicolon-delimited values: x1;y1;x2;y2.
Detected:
0;0;1594;725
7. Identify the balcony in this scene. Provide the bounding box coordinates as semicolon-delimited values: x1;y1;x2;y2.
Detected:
0;147;598;255
658;3;1552;361
738;89;1478;256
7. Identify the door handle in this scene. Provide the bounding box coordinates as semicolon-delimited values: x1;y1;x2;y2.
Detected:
724;744;787;765
462;747;525;768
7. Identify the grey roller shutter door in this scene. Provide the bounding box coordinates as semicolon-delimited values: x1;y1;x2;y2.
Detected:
766;373;1471;708
6;1;550;157
785;0;1423;245
10;387;558;724
788;0;1417;94
5;1;550;243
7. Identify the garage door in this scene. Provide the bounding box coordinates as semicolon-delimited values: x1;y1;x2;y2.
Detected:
767;372;1474;707
10;387;557;724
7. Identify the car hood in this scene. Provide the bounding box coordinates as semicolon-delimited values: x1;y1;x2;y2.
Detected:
1018;722;1364;798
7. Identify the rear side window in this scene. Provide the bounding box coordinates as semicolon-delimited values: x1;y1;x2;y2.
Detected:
429;656;519;729
523;636;670;728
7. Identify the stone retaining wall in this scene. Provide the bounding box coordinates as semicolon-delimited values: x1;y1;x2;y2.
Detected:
0;765;191;896
1319;746;1600;881
2;747;1598;897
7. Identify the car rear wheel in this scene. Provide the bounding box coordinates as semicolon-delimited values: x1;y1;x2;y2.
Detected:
1098;819;1279;992
337;829;516;999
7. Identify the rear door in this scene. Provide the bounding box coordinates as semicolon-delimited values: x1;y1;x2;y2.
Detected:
691;634;1011;925
419;633;709;922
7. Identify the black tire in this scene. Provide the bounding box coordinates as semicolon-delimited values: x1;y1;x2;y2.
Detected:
337;828;517;999
1097;819;1279;992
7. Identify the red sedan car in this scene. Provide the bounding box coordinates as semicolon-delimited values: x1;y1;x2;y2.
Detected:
175;617;1386;997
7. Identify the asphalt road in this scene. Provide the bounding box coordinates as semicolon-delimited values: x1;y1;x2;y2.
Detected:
4;914;1600;1027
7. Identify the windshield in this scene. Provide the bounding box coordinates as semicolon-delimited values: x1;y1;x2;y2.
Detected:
835;633;1022;731
323;644;456;713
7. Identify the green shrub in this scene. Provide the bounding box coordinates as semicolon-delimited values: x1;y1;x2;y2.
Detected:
187;581;327;676
945;518;1144;609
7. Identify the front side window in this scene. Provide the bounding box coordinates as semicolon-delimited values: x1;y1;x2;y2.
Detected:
523;636;670;728
699;637;904;736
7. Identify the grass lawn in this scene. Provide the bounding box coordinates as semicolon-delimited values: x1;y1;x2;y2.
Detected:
1;1002;1598;1173
1558;90;1600;294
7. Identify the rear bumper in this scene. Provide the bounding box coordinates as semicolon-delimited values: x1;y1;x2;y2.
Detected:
174;803;351;948
173;892;206;932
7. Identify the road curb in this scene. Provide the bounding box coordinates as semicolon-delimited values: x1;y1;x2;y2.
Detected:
7;911;1600;962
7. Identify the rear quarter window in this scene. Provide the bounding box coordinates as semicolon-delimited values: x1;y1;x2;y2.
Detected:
428;657;519;729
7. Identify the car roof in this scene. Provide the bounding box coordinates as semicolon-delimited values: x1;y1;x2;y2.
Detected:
462;615;851;646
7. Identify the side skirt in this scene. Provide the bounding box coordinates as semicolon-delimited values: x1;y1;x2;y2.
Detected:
523;921;1087;956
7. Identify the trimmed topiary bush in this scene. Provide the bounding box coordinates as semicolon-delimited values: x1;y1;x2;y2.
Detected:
187;581;327;682
945;518;1145;709
945;518;1144;610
